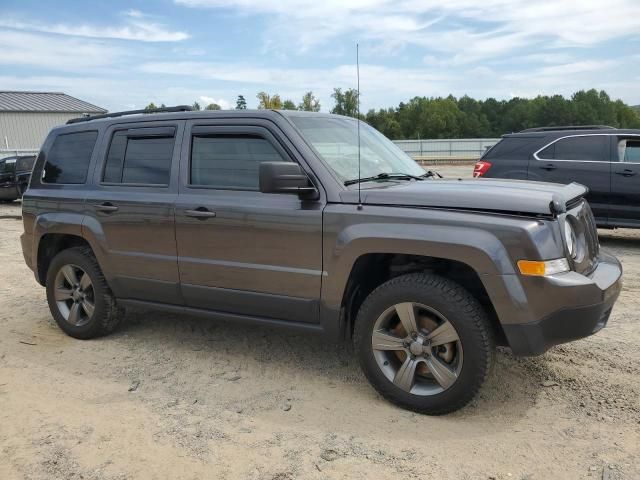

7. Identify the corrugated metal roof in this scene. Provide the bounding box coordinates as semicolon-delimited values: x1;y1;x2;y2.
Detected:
0;91;106;113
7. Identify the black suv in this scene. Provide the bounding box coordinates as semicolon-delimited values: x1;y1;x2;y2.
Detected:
475;125;640;228
20;107;622;414
0;155;36;202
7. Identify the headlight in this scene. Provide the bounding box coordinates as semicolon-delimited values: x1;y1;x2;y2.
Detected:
564;219;577;259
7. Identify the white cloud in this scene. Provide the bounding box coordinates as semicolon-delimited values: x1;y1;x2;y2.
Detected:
0;13;189;42
0;31;123;70
175;0;640;61
200;96;232;109
140;61;450;106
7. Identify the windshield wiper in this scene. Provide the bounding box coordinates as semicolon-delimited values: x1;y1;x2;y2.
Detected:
344;172;425;186
421;170;443;179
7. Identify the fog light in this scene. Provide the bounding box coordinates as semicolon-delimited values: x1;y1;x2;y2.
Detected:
517;258;570;276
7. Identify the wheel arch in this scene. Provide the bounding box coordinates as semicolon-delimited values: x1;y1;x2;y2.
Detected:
337;253;505;345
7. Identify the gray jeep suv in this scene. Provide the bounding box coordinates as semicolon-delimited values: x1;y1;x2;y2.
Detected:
20;107;622;414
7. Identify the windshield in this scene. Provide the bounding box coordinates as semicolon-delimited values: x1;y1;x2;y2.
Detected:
0;158;16;175
289;115;424;184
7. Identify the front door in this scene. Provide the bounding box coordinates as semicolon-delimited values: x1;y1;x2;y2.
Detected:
175;121;323;324
84;121;183;304
610;135;640;227
531;134;611;225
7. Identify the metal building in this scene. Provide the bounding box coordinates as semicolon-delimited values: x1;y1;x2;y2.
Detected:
0;91;106;159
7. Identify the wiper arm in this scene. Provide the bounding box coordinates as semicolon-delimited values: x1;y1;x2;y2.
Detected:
421;170;443;179
344;172;424;186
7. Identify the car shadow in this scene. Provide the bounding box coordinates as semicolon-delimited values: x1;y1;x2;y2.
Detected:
598;230;640;250
108;306;547;422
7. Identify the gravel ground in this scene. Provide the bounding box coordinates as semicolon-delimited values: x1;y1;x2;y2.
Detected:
1;174;638;479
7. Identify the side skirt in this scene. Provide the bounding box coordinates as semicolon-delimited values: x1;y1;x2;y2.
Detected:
118;298;325;334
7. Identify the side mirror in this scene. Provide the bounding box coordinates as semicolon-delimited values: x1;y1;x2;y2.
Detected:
259;162;319;199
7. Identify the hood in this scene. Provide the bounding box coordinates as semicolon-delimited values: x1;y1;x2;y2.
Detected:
339;178;587;215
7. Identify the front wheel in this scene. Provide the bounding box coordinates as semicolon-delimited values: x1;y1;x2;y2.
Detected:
354;273;494;415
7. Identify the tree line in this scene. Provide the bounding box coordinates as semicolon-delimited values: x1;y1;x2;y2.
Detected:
144;88;640;139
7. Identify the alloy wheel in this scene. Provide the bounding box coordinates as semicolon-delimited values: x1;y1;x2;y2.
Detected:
371;302;463;396
53;264;96;327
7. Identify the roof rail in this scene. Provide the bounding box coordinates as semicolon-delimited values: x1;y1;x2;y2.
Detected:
519;125;615;133
66;105;194;124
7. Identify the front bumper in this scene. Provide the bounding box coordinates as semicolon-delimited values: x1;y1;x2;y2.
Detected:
502;252;622;356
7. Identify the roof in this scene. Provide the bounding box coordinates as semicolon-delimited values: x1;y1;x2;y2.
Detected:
0;91;106;114
504;127;640;138
57;108;347;129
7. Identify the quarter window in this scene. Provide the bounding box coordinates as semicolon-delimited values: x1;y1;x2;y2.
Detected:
43;131;98;184
538;136;607;161
190;134;287;190
103;128;175;185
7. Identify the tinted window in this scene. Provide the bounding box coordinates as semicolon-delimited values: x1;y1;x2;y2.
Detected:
539;136;607;161
16;156;35;172
0;158;15;175
191;135;286;190
618;139;640;163
103;130;175;185
483;137;543;161
43;131;98;184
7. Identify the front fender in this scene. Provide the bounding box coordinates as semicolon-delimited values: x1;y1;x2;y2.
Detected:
320;204;559;337
323;222;514;310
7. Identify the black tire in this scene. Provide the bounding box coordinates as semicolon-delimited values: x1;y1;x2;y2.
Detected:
45;246;123;339
354;273;494;415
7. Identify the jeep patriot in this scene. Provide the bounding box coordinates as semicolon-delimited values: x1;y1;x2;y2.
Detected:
20;107;623;414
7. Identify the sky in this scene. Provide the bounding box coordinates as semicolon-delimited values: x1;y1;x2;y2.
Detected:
1;0;640;112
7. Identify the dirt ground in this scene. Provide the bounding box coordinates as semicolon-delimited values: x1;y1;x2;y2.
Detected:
1;167;638;479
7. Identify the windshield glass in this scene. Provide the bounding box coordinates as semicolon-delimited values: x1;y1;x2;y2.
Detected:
0;158;16;175
289;115;424;184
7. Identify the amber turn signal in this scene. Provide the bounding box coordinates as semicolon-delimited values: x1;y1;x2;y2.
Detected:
517;258;570;276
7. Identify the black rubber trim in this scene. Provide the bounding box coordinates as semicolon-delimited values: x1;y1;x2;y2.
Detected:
503;302;614;356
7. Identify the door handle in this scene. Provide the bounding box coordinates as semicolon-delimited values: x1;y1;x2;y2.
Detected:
185;208;216;219
615;169;637;177
93;202;119;213
540;163;556;171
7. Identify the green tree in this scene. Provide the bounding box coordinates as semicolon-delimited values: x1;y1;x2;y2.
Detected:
256;92;282;109
282;99;297;110
331;88;359;117
205;103;221;110
144;102;158;111
252;88;640;140
299;91;321;112
192;101;201;111
235;95;247;109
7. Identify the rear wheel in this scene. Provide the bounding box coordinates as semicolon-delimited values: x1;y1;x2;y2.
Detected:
354;273;493;414
45;247;123;339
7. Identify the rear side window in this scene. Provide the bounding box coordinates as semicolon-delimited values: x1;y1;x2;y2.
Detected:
43;131;98;184
103;127;175;185
482;137;541;161
190;135;287;190
617;139;640;163
538;136;607;161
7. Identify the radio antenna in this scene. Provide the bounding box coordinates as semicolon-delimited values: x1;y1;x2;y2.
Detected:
356;43;362;209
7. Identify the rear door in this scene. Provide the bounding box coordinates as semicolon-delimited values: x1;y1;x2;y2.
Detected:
84;121;184;304
531;134;610;225
174;119;324;324
610;135;640;227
